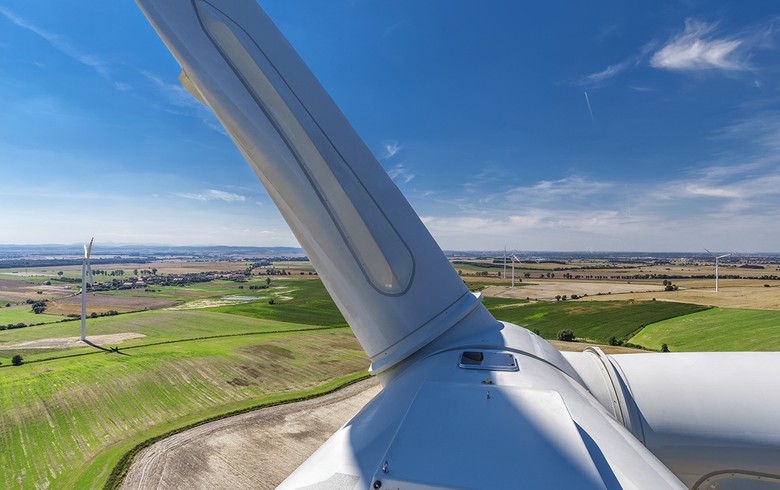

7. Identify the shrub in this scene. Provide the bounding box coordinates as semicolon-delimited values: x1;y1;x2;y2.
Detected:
661;343;670;353
268;298;275;305
532;329;541;336
11;354;24;366
556;329;575;342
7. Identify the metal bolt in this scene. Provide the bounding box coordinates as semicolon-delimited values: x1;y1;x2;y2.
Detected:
373;480;382;489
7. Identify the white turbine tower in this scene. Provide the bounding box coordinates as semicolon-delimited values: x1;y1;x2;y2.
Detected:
511;253;521;287
704;248;732;292
80;238;94;341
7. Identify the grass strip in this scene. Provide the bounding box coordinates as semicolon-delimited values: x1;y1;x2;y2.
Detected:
103;371;372;489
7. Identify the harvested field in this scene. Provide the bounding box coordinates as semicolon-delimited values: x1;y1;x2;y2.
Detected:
0;278;73;303
484;280;666;301
120;377;381;490
584;282;780;310
0;333;145;349
46;293;180;315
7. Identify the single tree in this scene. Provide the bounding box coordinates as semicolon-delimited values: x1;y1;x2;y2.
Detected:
556;329;575;342
661;343;670;353
12;354;23;366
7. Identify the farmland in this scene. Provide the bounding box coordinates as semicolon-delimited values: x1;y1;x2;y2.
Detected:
486;299;710;344
630;307;780;351
0;265;367;488
0;327;366;489
1;250;779;488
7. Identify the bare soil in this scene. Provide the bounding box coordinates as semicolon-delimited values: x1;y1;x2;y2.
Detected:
484;280;666;301
120;377;382;490
0;333;145;349
45;294;180;315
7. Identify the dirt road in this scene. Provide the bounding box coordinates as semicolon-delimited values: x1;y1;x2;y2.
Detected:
120;377;382;490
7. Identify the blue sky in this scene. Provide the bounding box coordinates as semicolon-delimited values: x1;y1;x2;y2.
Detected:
1;1;778;252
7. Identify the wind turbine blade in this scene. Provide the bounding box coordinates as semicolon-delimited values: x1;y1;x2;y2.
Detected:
703;248;712;255
87;263;94;288
86;237;94;259
136;0;494;375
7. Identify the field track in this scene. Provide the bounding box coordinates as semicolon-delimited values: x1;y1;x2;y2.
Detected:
120;377;381;489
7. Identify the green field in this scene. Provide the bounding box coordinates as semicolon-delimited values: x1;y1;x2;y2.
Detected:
630;307;780;351
0;306;63;327
0;327;367;489
209;278;348;327
0;309;333;364
487;300;710;344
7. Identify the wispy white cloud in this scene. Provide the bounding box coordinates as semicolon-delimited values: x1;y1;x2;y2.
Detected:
650;19;746;71
141;70;227;135
511;176;616;199
387;163;415;183
575;43;655;87
141;71;200;109
410;110;780;251
684;185;742;198
382;140;402;159
576;60;632;87
175;189;246;202
0;6;110;78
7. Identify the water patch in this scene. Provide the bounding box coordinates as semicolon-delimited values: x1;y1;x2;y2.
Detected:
223;295;261;301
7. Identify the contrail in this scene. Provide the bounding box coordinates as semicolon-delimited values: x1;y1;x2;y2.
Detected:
583;90;594;122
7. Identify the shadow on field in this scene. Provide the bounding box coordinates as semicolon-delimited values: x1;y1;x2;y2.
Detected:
83;339;130;356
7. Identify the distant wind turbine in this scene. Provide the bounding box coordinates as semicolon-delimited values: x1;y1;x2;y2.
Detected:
511;253;521;288
704;248;733;293
503;246;507;280
81;238;95;341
